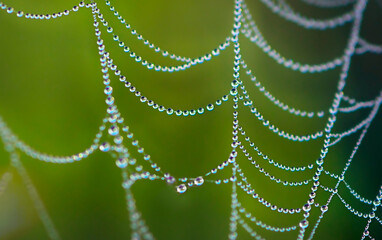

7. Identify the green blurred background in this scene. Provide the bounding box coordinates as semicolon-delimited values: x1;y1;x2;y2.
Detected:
0;0;381;239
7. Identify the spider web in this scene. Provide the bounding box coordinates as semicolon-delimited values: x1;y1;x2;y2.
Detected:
0;0;381;239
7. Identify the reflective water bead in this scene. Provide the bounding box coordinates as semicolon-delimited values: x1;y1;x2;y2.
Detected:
166;108;173;115
175;110;182;116
114;136;123;145
302;203;311;212
129;158;136;165
104;86;113;95
176;184;187;194
321;205;328;212
106;96;114;105
194;176;204;186
116;158;127;168
109;114;118;123
99;142;110;152
206;104;214;111
108;125;119;136
299;220;309;229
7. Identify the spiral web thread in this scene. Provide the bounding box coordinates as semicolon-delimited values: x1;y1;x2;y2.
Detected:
0;0;381;239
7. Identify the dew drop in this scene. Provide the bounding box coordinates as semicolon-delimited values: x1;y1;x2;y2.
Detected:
176;184;187;194
108;125;119;136
115;158;127;168
299;220;309;229
194;176;204;186
99;142;110;152
320;205;328;213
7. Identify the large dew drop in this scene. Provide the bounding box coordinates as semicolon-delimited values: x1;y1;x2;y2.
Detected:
176;184;187;194
194;176;204;186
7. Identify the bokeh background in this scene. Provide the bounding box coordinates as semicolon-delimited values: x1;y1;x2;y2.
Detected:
0;0;381;239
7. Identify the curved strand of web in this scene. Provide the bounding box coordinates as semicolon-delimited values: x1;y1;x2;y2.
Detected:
238;125;315;172
241;4;345;73
361;188;382;240
310;118;380;237
93;8;171;179
241;60;326;118
342;94;369;105
95;6;226;186
102;103;169;179
94;18;233;116
356;38;382;54
343;180;374;205
237;216;265;240
239;84;324;142
308;83;380;239
338;98;375;113
323;169;374;205
237;141;312;186
0;1;87;19
305;0;369;238
102;0;232;64
96;12;232;73
229;164;238;240
121;170;155;240
4;145;61;240
101;52;231;116
375;216;382;226
256;0;355;29
236;201;298;232
197;135;312;183
234;161;306;215
328;96;382;147
335;189;380;219
0;170;12;196
301;0;355;8
0;115;104;164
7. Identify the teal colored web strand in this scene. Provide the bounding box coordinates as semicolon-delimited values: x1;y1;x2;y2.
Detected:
0;114;105;164
258;0;355;29
229;0;243;238
360;186;382;240
240;2;345;73
301;0;355;8
0;169;12;196
102;0;232;64
122;170;155;240
229;165;239;240
309;69;376;240
1;142;61;240
302;0;369;239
